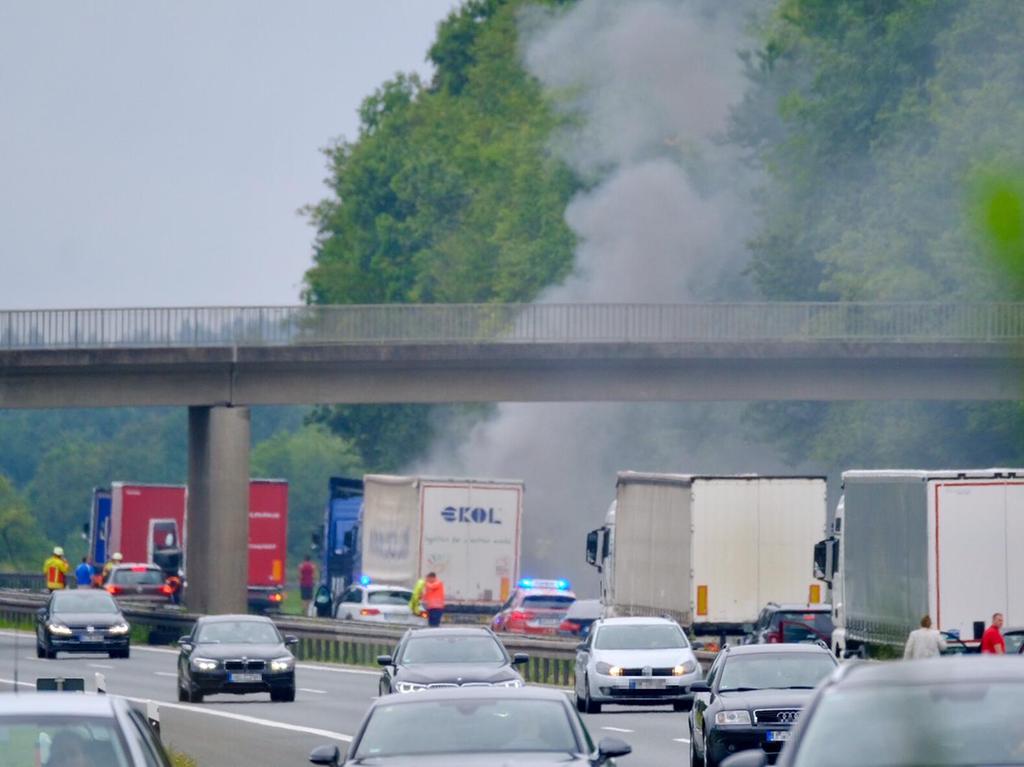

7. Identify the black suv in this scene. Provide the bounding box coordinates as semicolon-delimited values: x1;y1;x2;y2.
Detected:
744;603;833;646
688;643;838;767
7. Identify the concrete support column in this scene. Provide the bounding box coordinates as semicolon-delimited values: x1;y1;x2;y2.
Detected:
185;405;250;615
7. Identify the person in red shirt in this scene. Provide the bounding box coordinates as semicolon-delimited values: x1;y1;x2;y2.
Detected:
298;555;317;616
981;612;1006;654
422;572;446;627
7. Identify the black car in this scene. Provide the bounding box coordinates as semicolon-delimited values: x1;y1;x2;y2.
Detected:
689;643;838;767
308;686;631;767
722;656;1024;767
744;604;833;645
377;627;527;695
36;589;131;659
176;614;298;703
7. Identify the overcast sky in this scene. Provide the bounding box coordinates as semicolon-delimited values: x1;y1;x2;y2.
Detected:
0;1;459;309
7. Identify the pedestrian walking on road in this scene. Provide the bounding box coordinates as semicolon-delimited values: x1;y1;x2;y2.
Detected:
74;557;95;588
422;572;445;627
981;612;1006;654
903;615;947;659
44;547;70;592
299;555;317;615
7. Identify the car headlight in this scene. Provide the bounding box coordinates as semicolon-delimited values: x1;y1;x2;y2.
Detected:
595;662;624;676
495;678;524;688
47;623;72;636
108;623;130;636
715;710;752;726
191;658;218;672
270;656;295;672
395;681;428;693
673;660;698;676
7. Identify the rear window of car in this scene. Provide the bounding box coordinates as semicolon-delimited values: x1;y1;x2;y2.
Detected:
110;569;164;585
770;610;833;637
522;595;575;610
368;590;413;606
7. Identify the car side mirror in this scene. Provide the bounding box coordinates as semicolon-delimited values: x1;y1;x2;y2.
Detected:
512;653;529;665
689;681;710;693
594;736;632;765
309;744;341;766
377;654;393;667
721;750;768;767
285;635;299;646
177;636;193;651
36;607;46;618
576;643;588;652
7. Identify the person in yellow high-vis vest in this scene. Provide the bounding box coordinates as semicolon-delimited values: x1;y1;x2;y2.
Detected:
44;546;70;592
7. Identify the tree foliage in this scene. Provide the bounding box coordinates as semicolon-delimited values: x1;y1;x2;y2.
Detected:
0;475;46;570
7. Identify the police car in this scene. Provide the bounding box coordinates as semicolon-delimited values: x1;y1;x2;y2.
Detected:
491;579;576;636
333;577;427;626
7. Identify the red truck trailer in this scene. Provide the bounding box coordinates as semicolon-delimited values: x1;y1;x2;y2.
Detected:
247;479;289;612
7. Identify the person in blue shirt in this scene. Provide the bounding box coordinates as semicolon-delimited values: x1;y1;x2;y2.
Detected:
74;557;95;588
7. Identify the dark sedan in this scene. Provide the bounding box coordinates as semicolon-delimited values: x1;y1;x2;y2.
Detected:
176;614;298;703
689;644;838;767
36;589;131;659
378;627;527;695
308;687;631;767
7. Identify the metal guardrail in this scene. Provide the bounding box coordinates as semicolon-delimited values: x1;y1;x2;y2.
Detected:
2;303;1024;349
0;590;714;685
0;572;45;591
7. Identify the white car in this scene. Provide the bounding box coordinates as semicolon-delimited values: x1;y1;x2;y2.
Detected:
574;616;701;713
333;583;427;626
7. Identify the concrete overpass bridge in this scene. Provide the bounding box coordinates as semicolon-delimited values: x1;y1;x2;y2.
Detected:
3;302;1023;612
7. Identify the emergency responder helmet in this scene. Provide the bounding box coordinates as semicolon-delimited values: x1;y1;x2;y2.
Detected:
53;546;64;556
112;552;123;561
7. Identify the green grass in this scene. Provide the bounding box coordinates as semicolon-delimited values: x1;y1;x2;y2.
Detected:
167;747;199;767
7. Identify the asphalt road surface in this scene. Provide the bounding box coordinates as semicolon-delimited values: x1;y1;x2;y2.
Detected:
0;630;687;765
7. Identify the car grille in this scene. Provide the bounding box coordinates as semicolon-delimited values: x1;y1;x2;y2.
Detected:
605;688;676;698
65;625;109;634
224;660;266;672
616;667;677;677
423;682;495;688
754;709;801;725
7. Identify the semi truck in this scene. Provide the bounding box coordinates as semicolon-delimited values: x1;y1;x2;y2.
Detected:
586;472;827;633
359;475;524;605
814;469;1024;656
316;476;365;599
88;480;289;610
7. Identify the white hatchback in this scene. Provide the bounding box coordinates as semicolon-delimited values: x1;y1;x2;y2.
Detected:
334;584;427;626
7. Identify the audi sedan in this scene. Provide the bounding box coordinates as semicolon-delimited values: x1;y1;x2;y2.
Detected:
378;627;527;695
176;614;298;703
36;589;131;659
575;617;701;713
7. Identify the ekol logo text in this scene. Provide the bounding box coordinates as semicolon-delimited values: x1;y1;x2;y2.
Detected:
441;506;502;524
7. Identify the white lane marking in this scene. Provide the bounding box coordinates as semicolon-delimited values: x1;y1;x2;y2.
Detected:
298;687;327;694
154;672;177;677
674;737;691;743
601;726;634;733
89;664;115;669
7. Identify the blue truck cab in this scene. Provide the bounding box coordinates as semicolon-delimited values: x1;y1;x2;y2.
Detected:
316;477;364;614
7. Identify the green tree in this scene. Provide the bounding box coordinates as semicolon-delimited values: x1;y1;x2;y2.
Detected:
0;474;48;570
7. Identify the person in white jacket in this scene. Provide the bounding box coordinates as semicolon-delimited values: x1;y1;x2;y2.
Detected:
904;615;948;659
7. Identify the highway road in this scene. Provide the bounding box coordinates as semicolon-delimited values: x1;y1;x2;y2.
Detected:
0;630;687;765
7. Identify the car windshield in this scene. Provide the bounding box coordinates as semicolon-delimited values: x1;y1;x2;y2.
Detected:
196;621;280;645
593;624;688;650
718;653;836;691
1004;632;1024;654
0;716;133;766
401;635;506;664
110;569;164;585
52;592;119;615
521;595;575;611
368;590;413;606
791;680;1024;767
354;699;579;758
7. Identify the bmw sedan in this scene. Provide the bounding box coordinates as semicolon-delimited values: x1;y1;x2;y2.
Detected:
176;614;298;703
308;687;632;767
575;617;701;713
378;627;527;695
689;643;838;767
36;589;131;659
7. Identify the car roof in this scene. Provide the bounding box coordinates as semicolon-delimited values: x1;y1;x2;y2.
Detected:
365;584;411;592
406;627;496;638
593;616;679;626
0;692;123;716
368;685;569;706
835;656;1024;688
723;643;834;656
765;603;832;611
196;614;274;624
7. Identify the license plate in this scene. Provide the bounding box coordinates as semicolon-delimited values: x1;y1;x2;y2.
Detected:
766;731;791;742
630;678;666;690
531;618;559;626
229;673;263;683
79;634;103;642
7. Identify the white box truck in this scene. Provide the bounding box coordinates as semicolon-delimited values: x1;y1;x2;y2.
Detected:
586;473;827;632
360;475;524;605
815;469;1024;656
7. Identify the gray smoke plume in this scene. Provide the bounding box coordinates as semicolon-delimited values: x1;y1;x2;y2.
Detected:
415;0;809;594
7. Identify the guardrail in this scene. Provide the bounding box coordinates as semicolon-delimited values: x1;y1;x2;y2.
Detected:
0;572;45;591
0;590;714;686
3;302;1024;349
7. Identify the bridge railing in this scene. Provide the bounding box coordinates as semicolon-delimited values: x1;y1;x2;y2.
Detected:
3;303;1024;349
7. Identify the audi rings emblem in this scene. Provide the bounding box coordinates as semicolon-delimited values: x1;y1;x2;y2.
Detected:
778;711;799;724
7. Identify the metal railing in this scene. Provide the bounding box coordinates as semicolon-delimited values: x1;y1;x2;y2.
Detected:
2;303;1024;350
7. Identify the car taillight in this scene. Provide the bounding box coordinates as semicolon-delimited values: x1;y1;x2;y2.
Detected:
106;585;122;595
508;610;534;623
160;584;173;596
360;608;381;616
559;619;579;633
270;592;284;602
131;566;148;572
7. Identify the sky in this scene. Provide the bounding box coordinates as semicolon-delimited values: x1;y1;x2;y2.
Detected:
0;1;459;310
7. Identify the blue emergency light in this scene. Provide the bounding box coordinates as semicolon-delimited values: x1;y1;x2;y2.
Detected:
518;578;570;590
359;575;372;586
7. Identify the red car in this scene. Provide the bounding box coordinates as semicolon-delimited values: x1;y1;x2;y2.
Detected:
490;579;576;636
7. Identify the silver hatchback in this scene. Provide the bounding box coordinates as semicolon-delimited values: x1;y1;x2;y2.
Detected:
334;583;427;626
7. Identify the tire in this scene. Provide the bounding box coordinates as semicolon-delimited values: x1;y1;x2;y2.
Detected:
45;647;57;660
583;676;602;714
36;643;45;659
271;686;296;703
689;732;703;767
190;689;204;703
109;648;130;659
178;682;188;702
575;689;586;712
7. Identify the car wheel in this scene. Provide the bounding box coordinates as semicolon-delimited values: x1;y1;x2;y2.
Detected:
177;681;188;702
45;647;57;660
583;675;602;714
36;643;45;659
271;686;296;702
689;728;703;767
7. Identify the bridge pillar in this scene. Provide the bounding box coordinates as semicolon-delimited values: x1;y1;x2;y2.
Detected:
185;405;250;615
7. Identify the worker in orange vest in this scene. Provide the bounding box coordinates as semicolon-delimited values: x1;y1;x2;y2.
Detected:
422;572;446;627
43;546;70;592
